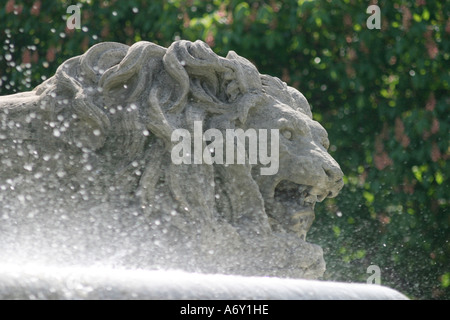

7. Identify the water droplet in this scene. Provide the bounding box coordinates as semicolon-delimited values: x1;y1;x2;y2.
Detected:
34;172;43;179
4;53;12;61
132;7;139;13
93;129;101;136
112;11;117;16
53;129;61;137
56;170;66;178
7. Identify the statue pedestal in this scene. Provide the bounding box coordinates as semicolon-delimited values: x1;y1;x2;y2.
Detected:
0;264;407;300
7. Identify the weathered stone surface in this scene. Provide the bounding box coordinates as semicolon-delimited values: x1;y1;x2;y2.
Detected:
0;40;343;279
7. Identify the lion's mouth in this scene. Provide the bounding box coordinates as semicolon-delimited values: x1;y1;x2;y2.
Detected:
269;180;328;240
274;180;321;207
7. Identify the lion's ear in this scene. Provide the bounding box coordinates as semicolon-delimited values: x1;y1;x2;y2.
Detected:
236;93;265;125
287;87;313;119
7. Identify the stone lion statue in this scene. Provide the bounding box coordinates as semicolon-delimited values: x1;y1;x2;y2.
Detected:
0;40;343;279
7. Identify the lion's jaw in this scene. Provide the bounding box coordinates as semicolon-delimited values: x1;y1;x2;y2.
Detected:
254;175;321;241
273;180;317;239
256;152;343;243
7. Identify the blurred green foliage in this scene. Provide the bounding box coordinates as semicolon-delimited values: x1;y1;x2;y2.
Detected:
1;0;448;299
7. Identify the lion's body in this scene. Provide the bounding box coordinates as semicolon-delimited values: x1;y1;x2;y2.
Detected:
0;41;342;278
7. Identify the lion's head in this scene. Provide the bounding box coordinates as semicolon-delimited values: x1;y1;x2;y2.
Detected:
0;40;343;278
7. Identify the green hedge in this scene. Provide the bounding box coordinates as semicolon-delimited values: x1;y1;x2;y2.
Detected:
1;0;448;299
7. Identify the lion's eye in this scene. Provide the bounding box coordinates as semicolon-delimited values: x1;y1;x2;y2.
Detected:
281;129;294;140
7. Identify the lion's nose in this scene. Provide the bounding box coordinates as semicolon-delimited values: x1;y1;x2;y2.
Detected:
323;164;344;198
